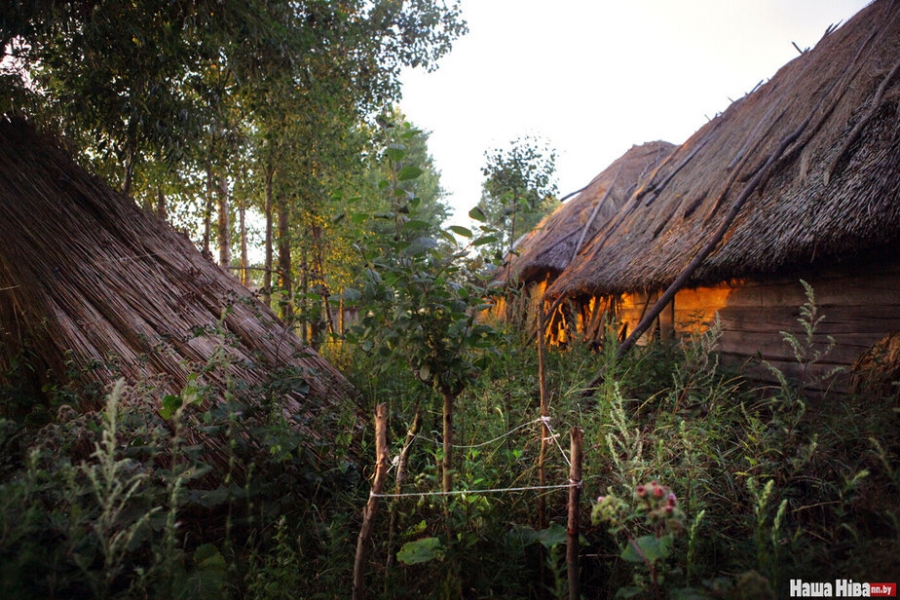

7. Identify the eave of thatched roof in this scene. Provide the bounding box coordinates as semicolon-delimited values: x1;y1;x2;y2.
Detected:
548;0;900;299
0;118;356;469
498;140;675;285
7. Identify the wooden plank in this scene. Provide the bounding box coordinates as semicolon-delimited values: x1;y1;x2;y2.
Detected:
717;331;882;366
659;298;675;341
718;308;900;335
722;267;900;308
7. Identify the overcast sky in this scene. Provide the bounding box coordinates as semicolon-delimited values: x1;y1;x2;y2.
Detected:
398;0;872;227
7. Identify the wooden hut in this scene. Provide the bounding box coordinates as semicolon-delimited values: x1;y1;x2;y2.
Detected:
0;117;357;472
544;0;900;393
491;141;675;338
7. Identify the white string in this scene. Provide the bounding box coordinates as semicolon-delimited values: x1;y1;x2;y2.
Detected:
541;416;572;468
371;481;578;499
453;417;545;449
416;417;544;449
380;416;579;499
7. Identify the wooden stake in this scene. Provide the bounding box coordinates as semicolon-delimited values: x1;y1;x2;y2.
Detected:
567;427;583;600
442;391;454;493
537;307;550;530
386;411;422;570
352;403;390;600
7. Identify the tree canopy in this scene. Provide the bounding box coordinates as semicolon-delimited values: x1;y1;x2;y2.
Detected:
476;135;558;259
1;0;466;340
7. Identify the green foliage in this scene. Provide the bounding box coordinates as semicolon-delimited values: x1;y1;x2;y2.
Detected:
344;123;500;396
1;281;898;598
396;536;445;565
2;1;467;321
476;135;558;259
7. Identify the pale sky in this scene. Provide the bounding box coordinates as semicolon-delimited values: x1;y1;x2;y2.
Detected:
398;0;872;227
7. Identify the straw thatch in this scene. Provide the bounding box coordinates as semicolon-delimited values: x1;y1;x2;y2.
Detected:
548;0;900;299
0;118;356;472
498;141;675;286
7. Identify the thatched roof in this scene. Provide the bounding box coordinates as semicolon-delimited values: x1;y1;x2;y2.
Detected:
499;141;675;285
548;0;900;299
0;118;355;469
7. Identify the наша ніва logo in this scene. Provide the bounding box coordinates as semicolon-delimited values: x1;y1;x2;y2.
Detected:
790;579;897;597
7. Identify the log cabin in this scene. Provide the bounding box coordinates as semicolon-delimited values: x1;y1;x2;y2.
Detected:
530;0;900;394
490;141;675;338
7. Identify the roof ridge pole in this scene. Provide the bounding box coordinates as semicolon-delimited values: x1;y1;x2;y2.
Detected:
581;111;817;393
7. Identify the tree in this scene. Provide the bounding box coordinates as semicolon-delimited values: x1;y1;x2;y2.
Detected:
347;134;500;492
367;110;451;236
476;136;559;259
2;0;467;280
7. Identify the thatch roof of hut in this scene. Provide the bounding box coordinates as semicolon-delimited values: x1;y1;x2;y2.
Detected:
0;118;355;471
499;141;675;285
548;0;900;299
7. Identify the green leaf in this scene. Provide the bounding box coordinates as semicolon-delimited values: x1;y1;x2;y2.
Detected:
404;219;431;231
397;165;423;181
621;535;673;564
188;543;226;597
397;537;444;565
437;229;457;244
509;523;567;548
182;373;202;406
448;225;473;238
386;145;406;162
193;543;226;570
472;234;498;247
341;288;361;302
403;236;439;255
159;394;183;420
468;206;487;222
534;523;568;548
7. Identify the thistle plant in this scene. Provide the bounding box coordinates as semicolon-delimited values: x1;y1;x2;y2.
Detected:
592;481;686;599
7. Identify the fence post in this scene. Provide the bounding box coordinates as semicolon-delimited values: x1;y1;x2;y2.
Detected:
537;307;550;530
352;403;390;600
567;426;583;600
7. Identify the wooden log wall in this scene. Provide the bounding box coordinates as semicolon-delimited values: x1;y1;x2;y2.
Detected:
710;259;900;393
582;256;900;394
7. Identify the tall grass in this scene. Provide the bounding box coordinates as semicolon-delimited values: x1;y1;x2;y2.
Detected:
0;286;898;598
